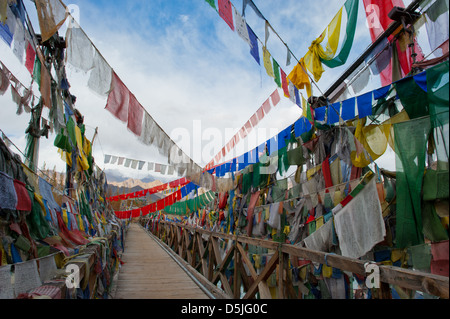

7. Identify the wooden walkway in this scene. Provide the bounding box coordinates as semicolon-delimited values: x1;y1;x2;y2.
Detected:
113;223;210;299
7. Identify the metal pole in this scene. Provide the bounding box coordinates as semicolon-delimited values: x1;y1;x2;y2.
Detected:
324;0;424;99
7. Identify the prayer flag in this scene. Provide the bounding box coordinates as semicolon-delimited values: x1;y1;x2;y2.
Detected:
25;42;36;75
263;46;274;78
233;7;251;46
218;0;234;31
270;89;280;106
288;58;312;97
204;0;216;10
127;93;144;136
247;24;260;64
273;59;281;87
280;68;290;98
341;97;356;121
262;98;271;114
105;72;129;123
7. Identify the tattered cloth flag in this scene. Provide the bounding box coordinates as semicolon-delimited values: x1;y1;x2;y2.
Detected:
65;26;94;72
127;93;144;136
105;72;129;123
34;0;68;42
88;51;112;97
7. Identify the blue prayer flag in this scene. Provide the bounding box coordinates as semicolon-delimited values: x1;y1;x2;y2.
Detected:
247;24;260;65
357;92;373;118
327;103;341;125
341;97;356;121
373;85;391;100
413;71;427;92
315;106;327;122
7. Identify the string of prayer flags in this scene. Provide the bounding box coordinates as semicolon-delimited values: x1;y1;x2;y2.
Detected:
114;181;200;219
61;7;203;180
206;89;280;170
107;177;189;202
103;154;179;176
205;0;314;101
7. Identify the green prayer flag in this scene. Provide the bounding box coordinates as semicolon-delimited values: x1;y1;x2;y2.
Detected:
395;75;429;119
321;0;359;68
204;0;216;10
394;116;431;248
427;61;449;129
273;59;281;88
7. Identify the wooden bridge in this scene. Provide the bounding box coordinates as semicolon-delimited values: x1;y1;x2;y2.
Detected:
112;223;226;299
111;221;449;300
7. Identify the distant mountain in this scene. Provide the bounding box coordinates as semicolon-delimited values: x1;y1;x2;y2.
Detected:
108;178;163;190
104;169;173;185
106;181;165;202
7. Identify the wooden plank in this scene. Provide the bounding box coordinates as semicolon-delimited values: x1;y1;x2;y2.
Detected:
196;233;209;277
243;253;279;299
278;251;286;299
237;243;258;279
114;224;210;299
213;245;235;283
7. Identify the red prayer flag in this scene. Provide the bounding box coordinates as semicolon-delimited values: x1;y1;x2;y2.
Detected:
270;89;281;106
218;0;234;31
281;68;290;98
256;106;264;122
105;72;129;122
141;206;150;216
25;42;36;75
157;199;164;211
363;0;424;86
244;121;252;133
127;93;144;136
262;98;271;114
322;156;333;189
14;180;32;211
250;114;258;127
131;209;141;218
239;127;247;139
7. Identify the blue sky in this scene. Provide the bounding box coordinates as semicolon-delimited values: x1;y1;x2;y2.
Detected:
1;0;426;181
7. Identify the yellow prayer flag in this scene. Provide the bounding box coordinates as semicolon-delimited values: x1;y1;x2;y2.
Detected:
263;46;275;78
303;7;343;82
288;59;312;97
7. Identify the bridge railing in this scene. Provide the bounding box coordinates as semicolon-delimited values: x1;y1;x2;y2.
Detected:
142;220;449;299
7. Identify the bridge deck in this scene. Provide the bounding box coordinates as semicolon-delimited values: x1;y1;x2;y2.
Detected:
113;223;210;299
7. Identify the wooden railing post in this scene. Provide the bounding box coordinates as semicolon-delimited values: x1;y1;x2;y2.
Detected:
153;221;449;299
